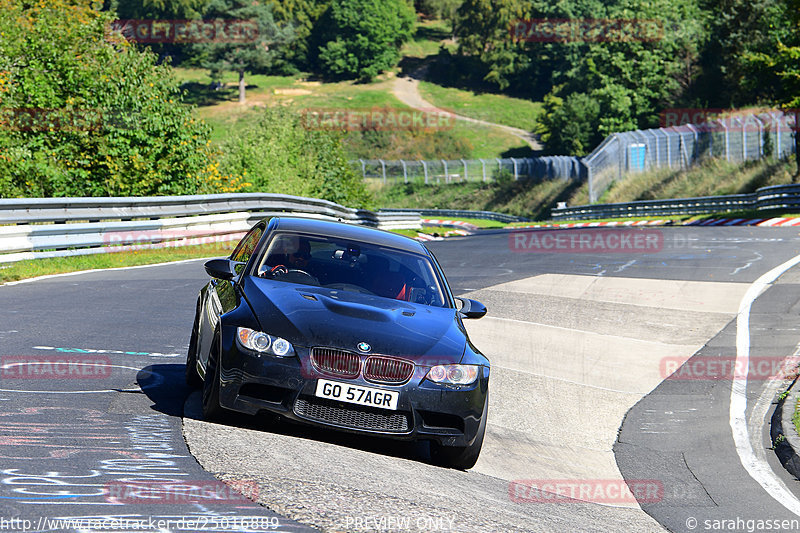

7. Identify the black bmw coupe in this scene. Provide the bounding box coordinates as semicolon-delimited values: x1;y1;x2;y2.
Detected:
187;217;489;469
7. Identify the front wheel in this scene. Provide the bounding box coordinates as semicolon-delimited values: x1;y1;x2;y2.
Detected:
201;348;227;421
185;312;202;389
430;392;488;470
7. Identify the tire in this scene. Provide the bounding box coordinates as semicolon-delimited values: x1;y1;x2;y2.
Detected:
430;391;488;470
185;310;202;389
201;341;226;421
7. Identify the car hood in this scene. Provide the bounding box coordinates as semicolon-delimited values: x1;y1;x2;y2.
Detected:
242;277;466;364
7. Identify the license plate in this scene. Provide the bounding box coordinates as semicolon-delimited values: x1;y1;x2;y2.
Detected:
315;379;399;410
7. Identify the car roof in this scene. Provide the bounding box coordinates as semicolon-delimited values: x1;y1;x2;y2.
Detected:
267;217;429;255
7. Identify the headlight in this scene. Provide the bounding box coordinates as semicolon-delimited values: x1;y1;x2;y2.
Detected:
425;364;479;385
236;327;295;357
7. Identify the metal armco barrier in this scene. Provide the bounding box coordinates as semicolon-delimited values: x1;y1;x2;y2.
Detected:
379;208;529;223
551;182;800;220
0;193;422;263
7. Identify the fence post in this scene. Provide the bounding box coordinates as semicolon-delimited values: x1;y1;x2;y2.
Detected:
401;160;407;183
664;129;672;169
511;158;518;180
380;160;386;184
722;120;729;161
441;159;446;184
754;115;764;157
651;132;659;166
421;160;428;184
359;159;366;179
461;159;467;181
496;158;502;179
708;123;713;157
687;124;698;162
690;124;698;161
742;118;747;161
480;159;486;181
679;134;689;168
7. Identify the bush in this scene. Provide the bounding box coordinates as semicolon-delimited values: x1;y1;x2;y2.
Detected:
219;107;372;208
341;128;473;160
536;92;601;156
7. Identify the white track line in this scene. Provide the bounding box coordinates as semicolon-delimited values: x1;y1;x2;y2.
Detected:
731;253;800;515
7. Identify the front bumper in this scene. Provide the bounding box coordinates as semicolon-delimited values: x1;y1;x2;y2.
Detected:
217;338;489;448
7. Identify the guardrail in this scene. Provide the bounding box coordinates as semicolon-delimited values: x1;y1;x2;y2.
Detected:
379;208;529;223
550;182;800;220
0;193;422;263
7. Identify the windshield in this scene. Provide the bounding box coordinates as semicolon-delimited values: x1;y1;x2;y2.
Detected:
253;232;449;308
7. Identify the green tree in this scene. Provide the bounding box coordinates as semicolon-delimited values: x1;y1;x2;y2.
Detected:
527;0;707;152
419;0;462;35
743;0;800;174
315;0;415;81
694;0;792;107
268;0;330;71
219;107;372;207
109;0;206;18
196;0;294;103
0;0;237;197
105;0;208;64
452;0;530;89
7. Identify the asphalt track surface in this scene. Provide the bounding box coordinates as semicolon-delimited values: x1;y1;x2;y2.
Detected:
3;226;800;532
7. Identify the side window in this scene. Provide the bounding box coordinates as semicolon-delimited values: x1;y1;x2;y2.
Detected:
230;225;264;273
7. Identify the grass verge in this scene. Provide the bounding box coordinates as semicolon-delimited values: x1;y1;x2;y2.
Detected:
0;243;233;284
417;81;542;132
375;177;582;220
401;19;455;58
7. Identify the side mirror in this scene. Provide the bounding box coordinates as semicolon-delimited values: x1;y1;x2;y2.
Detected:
204;258;235;280
456;297;487;319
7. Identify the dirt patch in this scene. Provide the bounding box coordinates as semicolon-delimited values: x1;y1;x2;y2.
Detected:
273;88;312;96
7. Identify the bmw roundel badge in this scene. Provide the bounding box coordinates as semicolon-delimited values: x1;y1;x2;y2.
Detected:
357;342;371;353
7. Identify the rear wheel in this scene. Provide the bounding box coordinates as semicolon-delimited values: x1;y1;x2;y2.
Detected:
430;392;488;470
201;339;227;421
